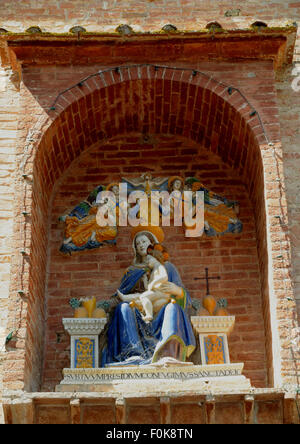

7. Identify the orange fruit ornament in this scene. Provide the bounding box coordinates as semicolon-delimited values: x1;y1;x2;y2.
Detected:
92;308;106;318
215;307;229;316
215;298;229;316
202;294;217;316
74;307;88;318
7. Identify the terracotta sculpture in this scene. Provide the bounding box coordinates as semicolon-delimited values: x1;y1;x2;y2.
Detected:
101;226;196;366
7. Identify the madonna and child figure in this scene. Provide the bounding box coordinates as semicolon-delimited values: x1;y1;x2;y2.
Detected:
101;226;196;367
117;250;171;323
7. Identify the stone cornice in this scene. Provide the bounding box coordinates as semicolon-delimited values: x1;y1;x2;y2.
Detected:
0;27;296;72
62;317;107;336
191;316;236;334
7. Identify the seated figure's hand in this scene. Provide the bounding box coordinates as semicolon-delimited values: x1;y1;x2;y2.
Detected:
159;282;184;299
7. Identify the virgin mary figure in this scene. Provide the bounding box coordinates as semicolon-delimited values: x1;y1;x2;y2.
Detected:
101;226;196;367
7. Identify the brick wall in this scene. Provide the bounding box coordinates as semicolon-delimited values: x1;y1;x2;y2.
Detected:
0;1;299;33
0;66;19;424
1;78;49;396
277;66;300;321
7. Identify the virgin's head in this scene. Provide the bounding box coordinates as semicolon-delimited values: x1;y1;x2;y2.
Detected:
133;231;169;266
132;227;165;264
133;229;164;264
134;233;153;263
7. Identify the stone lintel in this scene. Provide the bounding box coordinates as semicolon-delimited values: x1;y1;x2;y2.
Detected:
0;27;296;71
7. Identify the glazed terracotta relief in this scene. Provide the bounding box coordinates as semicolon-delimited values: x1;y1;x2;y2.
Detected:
59;184;118;255
65;228;235;370
59;174;242;255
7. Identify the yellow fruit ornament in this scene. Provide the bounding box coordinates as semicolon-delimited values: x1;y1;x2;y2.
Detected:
202;294;217;316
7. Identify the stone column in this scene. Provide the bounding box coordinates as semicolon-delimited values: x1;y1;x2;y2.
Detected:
62;318;107;369
191;316;235;365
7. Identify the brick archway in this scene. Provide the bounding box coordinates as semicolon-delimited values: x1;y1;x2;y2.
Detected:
34;64;268;193
4;65;296;392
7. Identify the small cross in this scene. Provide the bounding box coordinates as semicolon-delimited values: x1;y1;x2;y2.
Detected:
194;267;220;295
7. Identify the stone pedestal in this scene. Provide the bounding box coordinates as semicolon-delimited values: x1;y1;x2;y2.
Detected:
191;316;235;365
56;362;251;393
62;318;107;369
57;315;251;394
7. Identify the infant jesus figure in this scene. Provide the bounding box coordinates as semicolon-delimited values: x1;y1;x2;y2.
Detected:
117;250;172;323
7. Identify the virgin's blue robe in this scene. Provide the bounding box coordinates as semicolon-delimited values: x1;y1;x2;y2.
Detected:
101;262;196;367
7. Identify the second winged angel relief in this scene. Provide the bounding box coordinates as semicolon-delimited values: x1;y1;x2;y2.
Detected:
59;173;242;255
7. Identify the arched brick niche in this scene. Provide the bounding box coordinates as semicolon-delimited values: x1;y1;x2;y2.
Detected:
42;134;267;390
4;66;296;393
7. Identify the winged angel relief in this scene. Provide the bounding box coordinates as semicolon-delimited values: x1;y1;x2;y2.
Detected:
59;173;242;255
